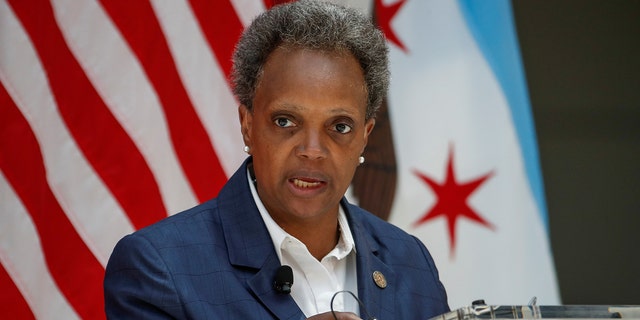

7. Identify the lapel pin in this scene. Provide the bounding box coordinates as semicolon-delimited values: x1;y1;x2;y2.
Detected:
372;271;387;289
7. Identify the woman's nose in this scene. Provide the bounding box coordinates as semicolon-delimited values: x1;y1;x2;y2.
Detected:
295;128;327;160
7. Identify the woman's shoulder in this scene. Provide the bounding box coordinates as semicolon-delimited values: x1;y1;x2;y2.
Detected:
125;198;222;248
344;200;423;248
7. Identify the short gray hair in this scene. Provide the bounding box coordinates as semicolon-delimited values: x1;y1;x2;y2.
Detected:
231;0;389;120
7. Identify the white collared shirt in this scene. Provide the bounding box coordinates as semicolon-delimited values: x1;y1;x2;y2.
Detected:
247;170;359;317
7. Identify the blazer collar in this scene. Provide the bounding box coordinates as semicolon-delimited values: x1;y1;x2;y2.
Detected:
217;158;305;319
346;200;398;319
216;158;270;268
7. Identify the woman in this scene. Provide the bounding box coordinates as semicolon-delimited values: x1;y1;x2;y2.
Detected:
104;1;449;319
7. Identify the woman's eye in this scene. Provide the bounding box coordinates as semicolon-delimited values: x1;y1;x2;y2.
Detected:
335;123;352;134
274;117;294;128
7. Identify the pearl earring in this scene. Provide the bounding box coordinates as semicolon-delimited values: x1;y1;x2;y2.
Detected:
359;156;365;164
244;146;250;154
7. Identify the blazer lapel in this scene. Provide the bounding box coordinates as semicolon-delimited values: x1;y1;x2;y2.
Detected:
347;201;397;319
217;159;305;320
356;252;397;320
247;254;306;320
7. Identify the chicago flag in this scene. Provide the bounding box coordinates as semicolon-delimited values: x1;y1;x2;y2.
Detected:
383;0;561;308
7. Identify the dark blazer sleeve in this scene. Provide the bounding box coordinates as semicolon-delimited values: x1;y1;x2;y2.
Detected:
412;234;449;306
104;233;184;319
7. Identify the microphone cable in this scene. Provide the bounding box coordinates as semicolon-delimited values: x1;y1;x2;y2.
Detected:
330;290;376;320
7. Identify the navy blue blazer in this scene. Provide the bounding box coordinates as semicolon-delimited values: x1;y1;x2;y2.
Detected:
104;159;449;319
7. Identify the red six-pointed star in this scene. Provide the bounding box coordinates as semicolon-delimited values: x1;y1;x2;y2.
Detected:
413;147;495;257
375;0;408;52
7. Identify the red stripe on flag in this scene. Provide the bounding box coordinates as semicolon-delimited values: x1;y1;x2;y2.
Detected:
99;0;227;202
0;84;104;320
188;0;244;80
0;263;35;320
264;0;296;9
8;0;166;229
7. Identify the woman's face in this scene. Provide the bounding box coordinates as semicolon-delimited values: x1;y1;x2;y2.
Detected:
240;46;374;227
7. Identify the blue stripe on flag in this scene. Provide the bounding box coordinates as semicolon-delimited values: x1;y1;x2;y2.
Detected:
456;0;549;229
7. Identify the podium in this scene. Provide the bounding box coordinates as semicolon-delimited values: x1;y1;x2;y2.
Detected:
430;301;640;319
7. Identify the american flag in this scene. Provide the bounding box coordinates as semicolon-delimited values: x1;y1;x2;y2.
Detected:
0;0;280;318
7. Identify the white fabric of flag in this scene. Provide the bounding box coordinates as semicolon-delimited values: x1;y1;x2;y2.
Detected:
385;0;561;308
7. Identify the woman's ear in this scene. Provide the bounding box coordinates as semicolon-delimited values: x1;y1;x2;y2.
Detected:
362;117;376;149
238;105;252;147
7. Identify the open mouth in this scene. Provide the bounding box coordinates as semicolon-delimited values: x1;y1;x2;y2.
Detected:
291;178;322;189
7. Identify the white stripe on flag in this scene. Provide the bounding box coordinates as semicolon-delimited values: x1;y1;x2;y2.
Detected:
152;0;246;177
0;0;134;265
229;0;266;27
52;0;199;215
0;172;80;320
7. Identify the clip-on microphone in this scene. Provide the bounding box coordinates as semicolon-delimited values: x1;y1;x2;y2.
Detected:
274;265;293;294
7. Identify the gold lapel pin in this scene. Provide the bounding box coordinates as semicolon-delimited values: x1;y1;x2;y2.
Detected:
372;271;387;289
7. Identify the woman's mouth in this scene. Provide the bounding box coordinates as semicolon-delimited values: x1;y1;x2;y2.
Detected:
292;178;322;188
